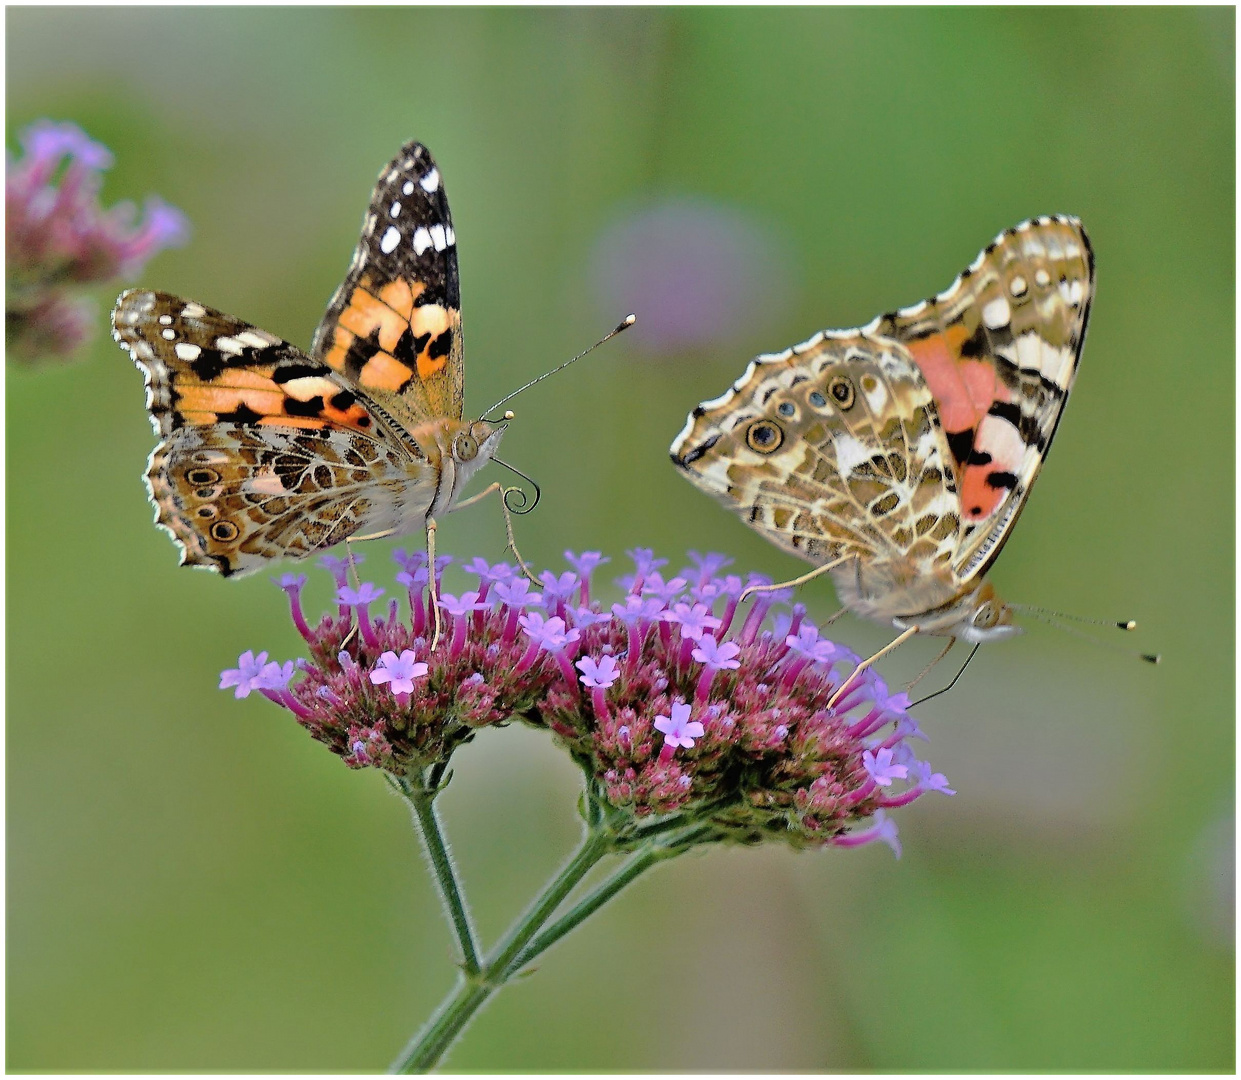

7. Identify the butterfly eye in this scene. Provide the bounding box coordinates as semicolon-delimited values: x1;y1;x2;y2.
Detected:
828;377;855;409
973;601;999;629
776;401;796;419
210;521;239;542
186;467;220;486
746;420;784;454
808;391;827;408
454;434;479;462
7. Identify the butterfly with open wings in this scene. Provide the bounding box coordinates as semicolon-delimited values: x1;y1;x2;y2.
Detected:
113;140;508;581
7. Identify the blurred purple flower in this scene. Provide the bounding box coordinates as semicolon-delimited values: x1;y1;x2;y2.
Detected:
589;196;795;354
7;119;190;364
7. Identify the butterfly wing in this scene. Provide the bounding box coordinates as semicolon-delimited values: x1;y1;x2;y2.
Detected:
310;140;464;429
670;332;966;618
868;215;1094;582
113;289;437;576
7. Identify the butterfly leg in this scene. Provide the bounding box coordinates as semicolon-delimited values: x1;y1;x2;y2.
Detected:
738;554;853;606
904;638;956;694
426;516;444;651
826;625;920;710
337;531;397;649
449;481;541;587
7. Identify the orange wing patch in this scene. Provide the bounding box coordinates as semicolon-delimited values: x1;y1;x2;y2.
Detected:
321;274;458;399
172;367;377;436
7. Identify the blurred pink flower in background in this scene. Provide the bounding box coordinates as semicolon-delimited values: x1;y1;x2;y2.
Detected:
589;196;797;355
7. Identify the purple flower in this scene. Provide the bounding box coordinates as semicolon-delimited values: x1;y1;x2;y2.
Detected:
642;572;689;603
611;594;666;624
565;551;608;578
257;659;297;692
438;591;485;617
336;582;385;607
577;654;621;688
588;196;793;354
684;551;733;584
915;761;956;796
219;650;270;699
7;119;190;364
518;613;580;653
461;557;515;584
493;578;544;609
319;553;362;588
538;570;579;602
626;548;667;578
691;636;742;671
369;650;429;695
654;702;705;750
570;605;612;629
662;601;722;641
863;747;910;787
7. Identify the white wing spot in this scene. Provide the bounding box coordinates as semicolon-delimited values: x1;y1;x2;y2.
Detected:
429;223;447;251
216;336;243;355
419;167;440;192
181;302;206;318
380;226;401;254
161;327;176;340
412;227;433;255
174;342;202;361
444;225;456;246
389;202;401;217
833;433;872;476
402;180;415;195
982;297;1010;329
237;330;276;349
1009;275;1028;297
158;314;173;326
1035;268;1051;288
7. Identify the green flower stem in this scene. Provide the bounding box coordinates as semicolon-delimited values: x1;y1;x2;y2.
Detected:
389;824;613;1074
504;840;677;977
390;774;481;977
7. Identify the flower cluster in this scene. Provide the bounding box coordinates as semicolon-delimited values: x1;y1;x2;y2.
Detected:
222;548;953;855
6;119;190;363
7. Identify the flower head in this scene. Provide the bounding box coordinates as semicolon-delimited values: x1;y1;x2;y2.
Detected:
223;549;946;853
8;120;189;365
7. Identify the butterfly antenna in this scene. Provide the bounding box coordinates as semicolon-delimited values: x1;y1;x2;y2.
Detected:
1009;603;1138;632
911;643;981;708
1013;606;1161;664
480;314;636;421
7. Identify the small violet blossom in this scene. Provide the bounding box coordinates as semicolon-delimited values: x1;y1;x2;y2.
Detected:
219;650;270;699
369;650;429;696
577;654;621;688
654;702;705;750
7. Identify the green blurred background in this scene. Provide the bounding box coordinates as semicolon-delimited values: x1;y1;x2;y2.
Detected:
7;7;1234;1071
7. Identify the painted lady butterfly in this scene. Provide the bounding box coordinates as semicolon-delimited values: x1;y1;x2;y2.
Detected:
670;216;1094;649
113;140;505;577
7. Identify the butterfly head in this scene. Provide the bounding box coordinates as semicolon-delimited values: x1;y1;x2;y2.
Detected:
956;582;1022;645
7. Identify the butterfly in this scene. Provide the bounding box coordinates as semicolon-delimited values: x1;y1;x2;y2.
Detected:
670;215;1094;649
113;140;506;578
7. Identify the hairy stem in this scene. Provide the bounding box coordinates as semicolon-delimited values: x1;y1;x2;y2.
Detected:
389;773;481;977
